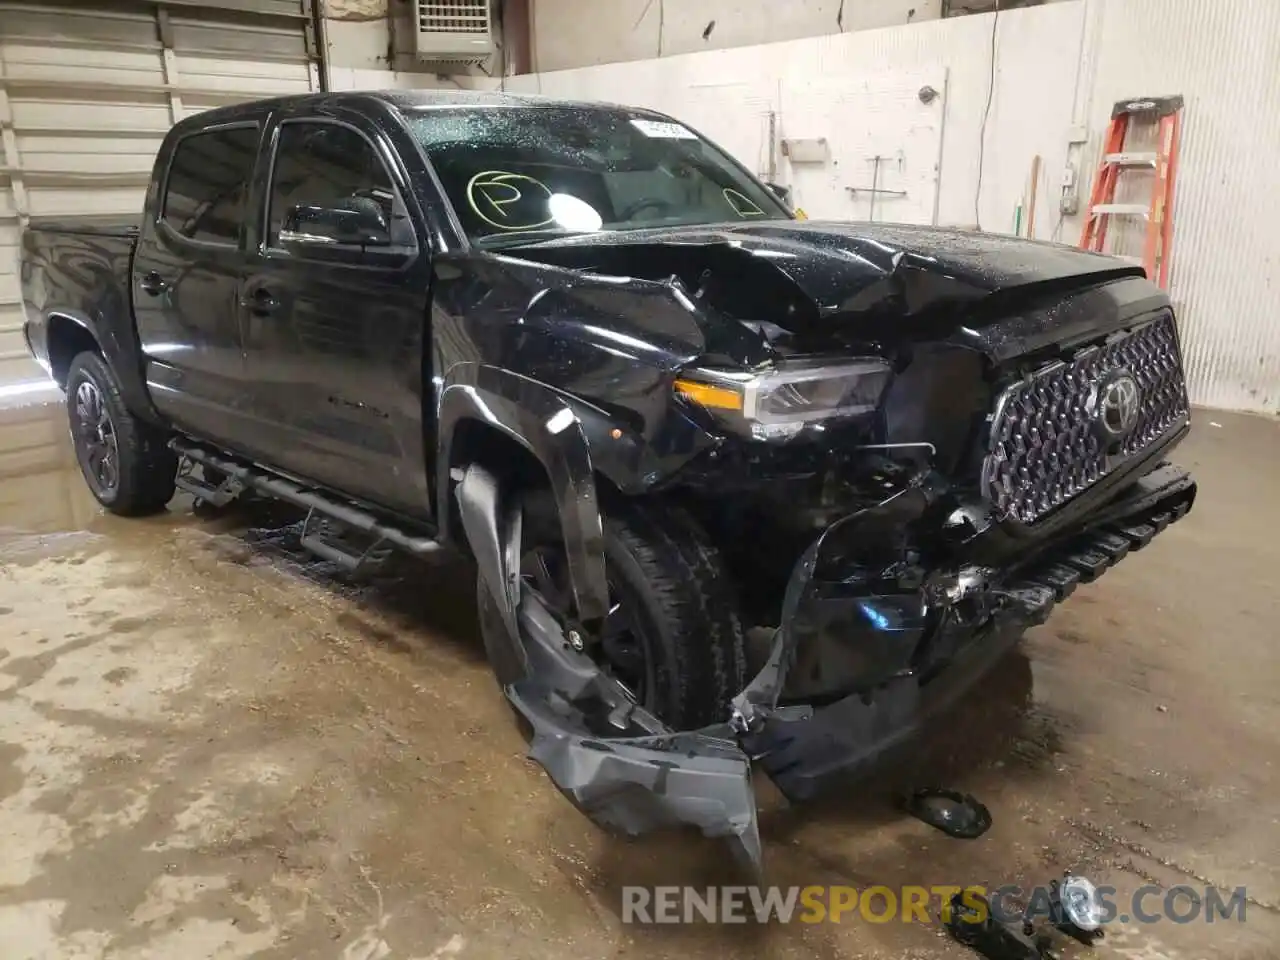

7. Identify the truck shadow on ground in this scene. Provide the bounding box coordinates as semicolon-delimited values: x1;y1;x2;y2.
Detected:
188;493;487;664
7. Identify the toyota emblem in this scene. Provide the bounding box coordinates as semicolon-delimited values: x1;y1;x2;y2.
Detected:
1095;372;1141;440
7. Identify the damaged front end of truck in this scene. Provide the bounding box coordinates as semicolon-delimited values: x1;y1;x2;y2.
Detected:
438;224;1198;875
454;440;1195;875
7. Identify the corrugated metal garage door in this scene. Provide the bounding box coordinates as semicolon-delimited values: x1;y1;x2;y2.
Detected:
0;0;320;388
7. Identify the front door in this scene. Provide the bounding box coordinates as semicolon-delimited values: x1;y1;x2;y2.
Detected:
238;114;432;515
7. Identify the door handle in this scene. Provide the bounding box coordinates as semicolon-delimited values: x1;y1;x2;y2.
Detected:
138;271;168;296
239;288;280;316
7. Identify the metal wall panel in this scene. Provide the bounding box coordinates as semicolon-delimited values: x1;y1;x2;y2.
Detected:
1082;0;1280;413
170;17;310;60
0;1;319;388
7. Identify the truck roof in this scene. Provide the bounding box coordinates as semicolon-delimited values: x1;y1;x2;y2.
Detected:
171;89;657;134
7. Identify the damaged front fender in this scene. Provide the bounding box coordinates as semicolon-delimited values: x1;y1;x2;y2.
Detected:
440;364;610;621
454;459;970;875
457;461;768;868
455;460;852;874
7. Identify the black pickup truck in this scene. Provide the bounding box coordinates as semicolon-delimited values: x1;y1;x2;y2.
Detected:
21;90;1196;871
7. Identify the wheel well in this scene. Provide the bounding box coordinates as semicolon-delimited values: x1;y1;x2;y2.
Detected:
444;417;620;549
446;419;548;547
46;315;100;387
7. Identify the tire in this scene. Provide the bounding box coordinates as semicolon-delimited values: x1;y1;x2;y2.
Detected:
66;351;177;516
477;489;747;731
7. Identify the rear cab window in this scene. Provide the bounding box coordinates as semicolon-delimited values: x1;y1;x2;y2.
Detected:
161;124;261;246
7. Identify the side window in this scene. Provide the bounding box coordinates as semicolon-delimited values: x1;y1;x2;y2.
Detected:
267;122;412;249
161;126;259;245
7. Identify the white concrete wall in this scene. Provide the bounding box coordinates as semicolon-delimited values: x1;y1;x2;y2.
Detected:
507;3;1086;236
529;0;943;72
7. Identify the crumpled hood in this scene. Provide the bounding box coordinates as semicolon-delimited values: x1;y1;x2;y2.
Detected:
516;219;1146;319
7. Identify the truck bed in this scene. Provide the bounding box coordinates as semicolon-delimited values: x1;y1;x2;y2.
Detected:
20;217;146;414
25;216;139;238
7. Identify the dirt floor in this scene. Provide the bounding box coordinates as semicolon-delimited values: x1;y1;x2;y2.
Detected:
1;397;1277;960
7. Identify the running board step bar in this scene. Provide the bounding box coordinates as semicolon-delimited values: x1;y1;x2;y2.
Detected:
298;507;396;573
175;465;243;507
170;440;442;563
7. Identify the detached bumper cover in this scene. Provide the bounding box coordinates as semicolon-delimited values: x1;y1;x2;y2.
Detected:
457;461;1195;875
510;680;763;868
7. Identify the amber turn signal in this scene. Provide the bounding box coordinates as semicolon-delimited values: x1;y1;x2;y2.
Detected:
673;378;744;411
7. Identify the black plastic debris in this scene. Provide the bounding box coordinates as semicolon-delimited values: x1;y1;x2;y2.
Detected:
902;788;992;839
945;891;1046;960
945;872;1108;960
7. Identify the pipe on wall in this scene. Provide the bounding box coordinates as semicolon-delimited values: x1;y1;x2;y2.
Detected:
502;0;534;76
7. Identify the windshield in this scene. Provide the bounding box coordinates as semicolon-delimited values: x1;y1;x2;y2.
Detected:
402;105;791;247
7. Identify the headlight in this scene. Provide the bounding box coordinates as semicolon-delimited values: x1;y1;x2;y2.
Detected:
1056;874;1104;933
673;359;892;440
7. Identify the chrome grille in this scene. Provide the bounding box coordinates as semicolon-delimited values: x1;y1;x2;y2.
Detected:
981;313;1190;524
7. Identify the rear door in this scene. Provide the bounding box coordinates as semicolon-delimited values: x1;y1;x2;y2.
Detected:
238;109;433;514
133;120;262;444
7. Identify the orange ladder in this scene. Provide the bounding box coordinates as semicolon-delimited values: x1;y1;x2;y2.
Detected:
1079;95;1183;289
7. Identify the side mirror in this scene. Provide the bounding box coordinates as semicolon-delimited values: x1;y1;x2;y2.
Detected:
765;181;792;204
280;196;392;248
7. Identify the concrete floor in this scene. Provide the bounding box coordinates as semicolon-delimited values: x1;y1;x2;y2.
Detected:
1;398;1277;960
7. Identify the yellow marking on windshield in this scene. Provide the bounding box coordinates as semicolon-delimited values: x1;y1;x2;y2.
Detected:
465;170;555;231
723;188;767;218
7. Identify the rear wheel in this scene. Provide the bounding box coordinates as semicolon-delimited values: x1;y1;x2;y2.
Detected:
477;489;747;731
66;351;176;516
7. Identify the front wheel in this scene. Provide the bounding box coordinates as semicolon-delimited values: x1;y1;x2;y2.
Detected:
66;351;177;516
477;490;747;731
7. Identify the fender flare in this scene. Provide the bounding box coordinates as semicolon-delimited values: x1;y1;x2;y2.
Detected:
43;308;101;369
44;307;164;425
436;362;610;622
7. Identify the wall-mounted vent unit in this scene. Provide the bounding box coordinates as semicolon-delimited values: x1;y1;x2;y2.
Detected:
411;0;495;68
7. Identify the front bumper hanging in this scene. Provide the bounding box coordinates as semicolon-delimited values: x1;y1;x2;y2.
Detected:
456;461;1196;875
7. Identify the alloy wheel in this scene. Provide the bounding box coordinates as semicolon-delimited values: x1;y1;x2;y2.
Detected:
72;378;120;498
520;545;655;703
